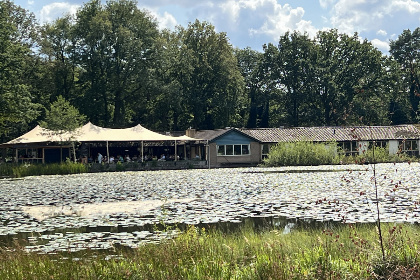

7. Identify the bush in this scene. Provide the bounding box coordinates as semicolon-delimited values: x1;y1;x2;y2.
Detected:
0;162;88;178
263;141;339;166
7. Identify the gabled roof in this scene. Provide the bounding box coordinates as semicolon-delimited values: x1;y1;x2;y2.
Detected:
194;128;231;142
240;125;420;143
194;128;260;143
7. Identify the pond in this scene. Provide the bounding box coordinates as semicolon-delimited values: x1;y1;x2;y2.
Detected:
0;162;419;253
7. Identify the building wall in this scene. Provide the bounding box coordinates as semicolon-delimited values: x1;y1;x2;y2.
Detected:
359;141;368;155
209;142;261;167
389;140;399;155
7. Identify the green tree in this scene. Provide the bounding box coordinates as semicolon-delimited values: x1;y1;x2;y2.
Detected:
39;95;86;161
39;15;77;103
0;0;41;141
274;31;317;127
390;28;420;122
177;20;246;129
73;0;159;127
39;95;86;133
313;30;383;125
235;47;264;128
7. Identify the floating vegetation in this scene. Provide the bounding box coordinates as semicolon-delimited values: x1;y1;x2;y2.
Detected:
0;163;419;253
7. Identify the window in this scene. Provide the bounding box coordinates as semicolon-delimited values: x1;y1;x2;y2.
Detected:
217;144;250;156
368;141;387;149
399;140;419;156
338;141;358;156
261;144;270;159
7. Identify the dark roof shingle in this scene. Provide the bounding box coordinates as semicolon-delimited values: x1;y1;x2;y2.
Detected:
240;125;420;143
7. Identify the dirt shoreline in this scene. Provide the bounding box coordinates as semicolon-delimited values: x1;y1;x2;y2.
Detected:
22;198;195;221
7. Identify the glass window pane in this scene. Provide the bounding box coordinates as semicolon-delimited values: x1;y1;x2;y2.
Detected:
226;145;233;155
412;140;418;150
234;145;242;155
262;144;269;154
242;145;250;155
217;145;225;155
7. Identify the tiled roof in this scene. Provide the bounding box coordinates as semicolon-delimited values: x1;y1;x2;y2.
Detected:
194;128;231;141
240;125;420;143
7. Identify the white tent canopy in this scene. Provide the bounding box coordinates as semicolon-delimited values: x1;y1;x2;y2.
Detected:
3;122;198;145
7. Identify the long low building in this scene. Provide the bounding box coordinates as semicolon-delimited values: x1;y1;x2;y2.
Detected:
186;125;420;168
2;124;420;168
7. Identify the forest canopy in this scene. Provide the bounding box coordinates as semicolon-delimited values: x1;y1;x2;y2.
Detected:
1;0;419;142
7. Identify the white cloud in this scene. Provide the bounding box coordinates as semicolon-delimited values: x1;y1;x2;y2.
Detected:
39;2;79;23
329;0;420;36
371;38;390;52
215;0;318;41
377;29;387;36
146;9;178;30
319;0;337;9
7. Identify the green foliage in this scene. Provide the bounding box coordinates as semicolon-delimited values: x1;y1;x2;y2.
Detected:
264;141;339;166
1;0;420;136
0;1;41;139
39;95;86;133
341;146;416;165
0;161;88;178
390;28;420;123
1;224;420;279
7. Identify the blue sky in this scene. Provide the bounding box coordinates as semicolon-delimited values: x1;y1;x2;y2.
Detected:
14;0;420;53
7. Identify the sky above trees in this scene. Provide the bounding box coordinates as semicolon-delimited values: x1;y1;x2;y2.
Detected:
14;0;420;53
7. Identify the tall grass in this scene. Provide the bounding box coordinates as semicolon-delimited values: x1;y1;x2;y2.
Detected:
0;224;419;279
0;161;88;178
264;142;417;167
264;141;339;166
341;146;415;164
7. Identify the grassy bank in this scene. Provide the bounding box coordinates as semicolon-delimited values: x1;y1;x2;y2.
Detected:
0;161;88;178
1;223;419;279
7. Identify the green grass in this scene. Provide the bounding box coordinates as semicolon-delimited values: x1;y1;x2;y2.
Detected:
1;223;419;279
263;141;340;166
0;161;88;178
264;142;417;167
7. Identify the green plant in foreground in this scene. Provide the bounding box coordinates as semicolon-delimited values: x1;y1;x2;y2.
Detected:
1;224;419;279
263;141;339;166
0;162;89;178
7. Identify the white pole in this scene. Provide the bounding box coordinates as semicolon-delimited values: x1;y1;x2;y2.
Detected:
175;140;177;161
106;141;110;163
207;140;210;169
141;141;144;162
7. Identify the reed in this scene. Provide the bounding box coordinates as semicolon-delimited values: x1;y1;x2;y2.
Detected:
0;162;88;178
0;223;419;279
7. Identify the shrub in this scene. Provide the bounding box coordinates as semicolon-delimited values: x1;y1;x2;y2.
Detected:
0;162;88;178
263;141;339;166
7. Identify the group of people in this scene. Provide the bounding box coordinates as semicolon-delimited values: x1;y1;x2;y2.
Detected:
96;153;133;163
94;153;183;163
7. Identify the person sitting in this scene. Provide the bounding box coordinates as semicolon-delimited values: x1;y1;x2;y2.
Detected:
158;154;166;161
109;156;115;163
125;155;131;162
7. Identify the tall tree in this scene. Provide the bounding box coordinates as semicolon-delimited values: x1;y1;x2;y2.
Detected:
314;30;383;125
0;0;41;140
390;28;420;122
235;47;264;128
73;0;159;127
177;20;246;129
274;31;317;127
39;16;77;103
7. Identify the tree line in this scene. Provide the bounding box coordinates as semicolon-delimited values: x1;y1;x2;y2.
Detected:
1;0;419;142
